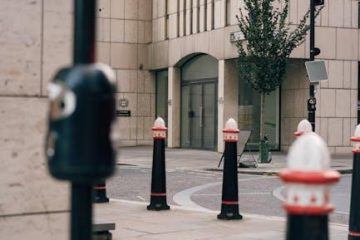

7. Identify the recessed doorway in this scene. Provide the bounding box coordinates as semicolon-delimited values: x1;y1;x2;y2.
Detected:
180;55;218;150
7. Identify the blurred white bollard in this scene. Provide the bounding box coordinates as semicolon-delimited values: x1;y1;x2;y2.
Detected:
279;133;340;240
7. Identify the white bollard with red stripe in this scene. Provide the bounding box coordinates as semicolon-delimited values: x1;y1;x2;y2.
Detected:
279;132;340;240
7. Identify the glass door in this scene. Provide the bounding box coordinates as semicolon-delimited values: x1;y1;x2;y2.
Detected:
181;81;217;150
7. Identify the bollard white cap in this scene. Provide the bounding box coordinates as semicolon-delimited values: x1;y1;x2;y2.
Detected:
153;117;166;129
223;118;239;142
152;117;167;139
288;133;329;171
351;124;360;153
294;119;312;137
225;118;238;130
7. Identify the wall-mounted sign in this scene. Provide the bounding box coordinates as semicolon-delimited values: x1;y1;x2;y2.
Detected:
230;31;245;42
116;110;131;117
119;98;129;108
218;97;224;104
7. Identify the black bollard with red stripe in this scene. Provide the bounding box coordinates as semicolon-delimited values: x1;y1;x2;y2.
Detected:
218;118;242;220
147;117;170;211
348;125;360;239
280;133;340;240
94;179;109;203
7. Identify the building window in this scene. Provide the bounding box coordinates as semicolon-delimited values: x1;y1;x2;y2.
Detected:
211;0;215;30
165;0;169;39
177;0;180;37
226;0;230;26
156;70;169;125
238;79;280;150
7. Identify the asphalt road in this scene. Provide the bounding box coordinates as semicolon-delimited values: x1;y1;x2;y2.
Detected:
107;165;351;225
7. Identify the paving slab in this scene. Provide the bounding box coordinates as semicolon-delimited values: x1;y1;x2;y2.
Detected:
94;200;348;240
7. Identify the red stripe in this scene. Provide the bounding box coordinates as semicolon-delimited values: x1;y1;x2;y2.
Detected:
284;204;334;215
352;149;360;154
151;192;167;196
279;170;340;184
153;137;166;140
152;127;167;131
349;231;360;237
222;201;239;205
351;136;360;142
223;129;240;133
94;186;106;190
224;139;238;142
294;131;304;137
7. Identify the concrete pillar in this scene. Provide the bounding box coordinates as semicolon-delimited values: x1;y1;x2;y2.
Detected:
168;67;181;148
217;60;239;152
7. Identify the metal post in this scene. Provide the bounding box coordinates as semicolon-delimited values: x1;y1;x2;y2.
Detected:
308;0;316;131
74;0;96;64
348;125;360;239
71;184;93;240
71;1;96;239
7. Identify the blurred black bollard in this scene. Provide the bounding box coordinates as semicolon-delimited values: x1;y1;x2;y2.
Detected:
147;117;170;211
218;118;242;220
348;125;360;239
45;1;117;239
94;179;109;203
280;133;340;240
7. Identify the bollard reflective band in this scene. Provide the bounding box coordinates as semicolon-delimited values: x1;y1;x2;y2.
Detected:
151;192;167;196
222;201;239;205
349;231;360;237
223;129;240;142
152;127;167;139
294;131;304;137
284;204;334;215
279;170;340;184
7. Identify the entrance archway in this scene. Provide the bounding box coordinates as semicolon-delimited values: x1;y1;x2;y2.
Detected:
180;54;218;150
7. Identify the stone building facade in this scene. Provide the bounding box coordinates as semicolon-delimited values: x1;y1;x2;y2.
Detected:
0;0;72;239
0;0;359;238
97;0;359;154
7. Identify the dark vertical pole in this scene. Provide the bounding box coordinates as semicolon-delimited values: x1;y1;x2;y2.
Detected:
308;0;316;131
147;139;170;210
74;0;96;64
218;141;242;220
348;149;360;239
71;184;93;240
286;215;329;240
71;1;96;239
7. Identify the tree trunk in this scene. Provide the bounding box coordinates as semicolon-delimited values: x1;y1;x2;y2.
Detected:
260;93;265;140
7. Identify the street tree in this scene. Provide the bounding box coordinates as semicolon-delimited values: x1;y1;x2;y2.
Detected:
236;0;321;162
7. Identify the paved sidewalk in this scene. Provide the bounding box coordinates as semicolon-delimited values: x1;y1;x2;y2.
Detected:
117;146;353;174
94;200;348;240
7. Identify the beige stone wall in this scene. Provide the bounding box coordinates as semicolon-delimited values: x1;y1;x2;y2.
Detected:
97;0;155;146
0;0;72;238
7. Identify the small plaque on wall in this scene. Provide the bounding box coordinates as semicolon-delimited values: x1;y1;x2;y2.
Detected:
116;110;131;117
